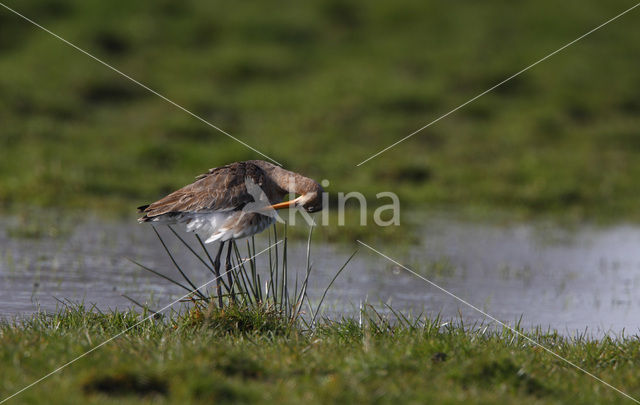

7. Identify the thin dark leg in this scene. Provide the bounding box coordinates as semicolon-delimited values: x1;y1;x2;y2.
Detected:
213;241;225;308
225;240;234;303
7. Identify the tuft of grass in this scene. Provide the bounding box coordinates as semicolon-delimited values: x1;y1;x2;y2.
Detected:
184;303;293;336
129;224;357;331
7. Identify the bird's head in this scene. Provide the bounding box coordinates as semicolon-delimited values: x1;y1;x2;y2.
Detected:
296;186;324;213
269;182;324;213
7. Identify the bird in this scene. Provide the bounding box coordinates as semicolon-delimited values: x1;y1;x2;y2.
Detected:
137;160;324;303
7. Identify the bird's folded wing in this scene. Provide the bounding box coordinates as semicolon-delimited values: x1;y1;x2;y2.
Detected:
139;162;268;219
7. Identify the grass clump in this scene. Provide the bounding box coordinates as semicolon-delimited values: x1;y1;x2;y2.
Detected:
128;224;356;333
183;303;293;336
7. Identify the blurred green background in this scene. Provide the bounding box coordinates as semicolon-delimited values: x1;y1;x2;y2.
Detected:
0;0;639;222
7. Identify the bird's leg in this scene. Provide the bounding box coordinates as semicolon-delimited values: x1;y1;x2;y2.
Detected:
213;241;225;308
225;241;235;303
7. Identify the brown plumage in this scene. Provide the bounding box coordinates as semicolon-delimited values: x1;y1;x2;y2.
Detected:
138;160;323;243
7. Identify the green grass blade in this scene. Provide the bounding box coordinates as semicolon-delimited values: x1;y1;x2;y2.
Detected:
310;250;358;327
151;226;206;300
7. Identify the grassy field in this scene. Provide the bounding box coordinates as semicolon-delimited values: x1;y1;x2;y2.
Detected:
0;0;639;223
4;3;640;403
2;305;640;404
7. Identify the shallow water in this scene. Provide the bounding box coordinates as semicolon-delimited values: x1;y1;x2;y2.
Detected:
2;215;640;337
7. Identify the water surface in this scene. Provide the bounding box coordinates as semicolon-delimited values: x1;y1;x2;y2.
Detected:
2;215;640;337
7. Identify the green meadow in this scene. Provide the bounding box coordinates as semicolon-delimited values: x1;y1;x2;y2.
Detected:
0;0;639;222
2;1;640;404
2;306;640;404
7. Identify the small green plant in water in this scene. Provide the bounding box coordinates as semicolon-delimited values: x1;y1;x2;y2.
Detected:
129;223;357;333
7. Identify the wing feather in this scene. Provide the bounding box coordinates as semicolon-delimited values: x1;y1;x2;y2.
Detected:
138;162;270;222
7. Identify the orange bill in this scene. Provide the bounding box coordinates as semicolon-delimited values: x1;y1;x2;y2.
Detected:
269;198;299;210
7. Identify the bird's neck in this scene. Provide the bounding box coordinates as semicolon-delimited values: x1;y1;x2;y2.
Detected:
250;160;320;196
272;167;320;196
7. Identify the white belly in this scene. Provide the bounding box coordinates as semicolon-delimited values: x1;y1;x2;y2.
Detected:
178;211;274;243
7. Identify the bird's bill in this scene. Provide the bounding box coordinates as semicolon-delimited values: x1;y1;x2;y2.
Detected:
269;197;300;210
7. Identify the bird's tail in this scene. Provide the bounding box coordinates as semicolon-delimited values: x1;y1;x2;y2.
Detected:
137;204;151;222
